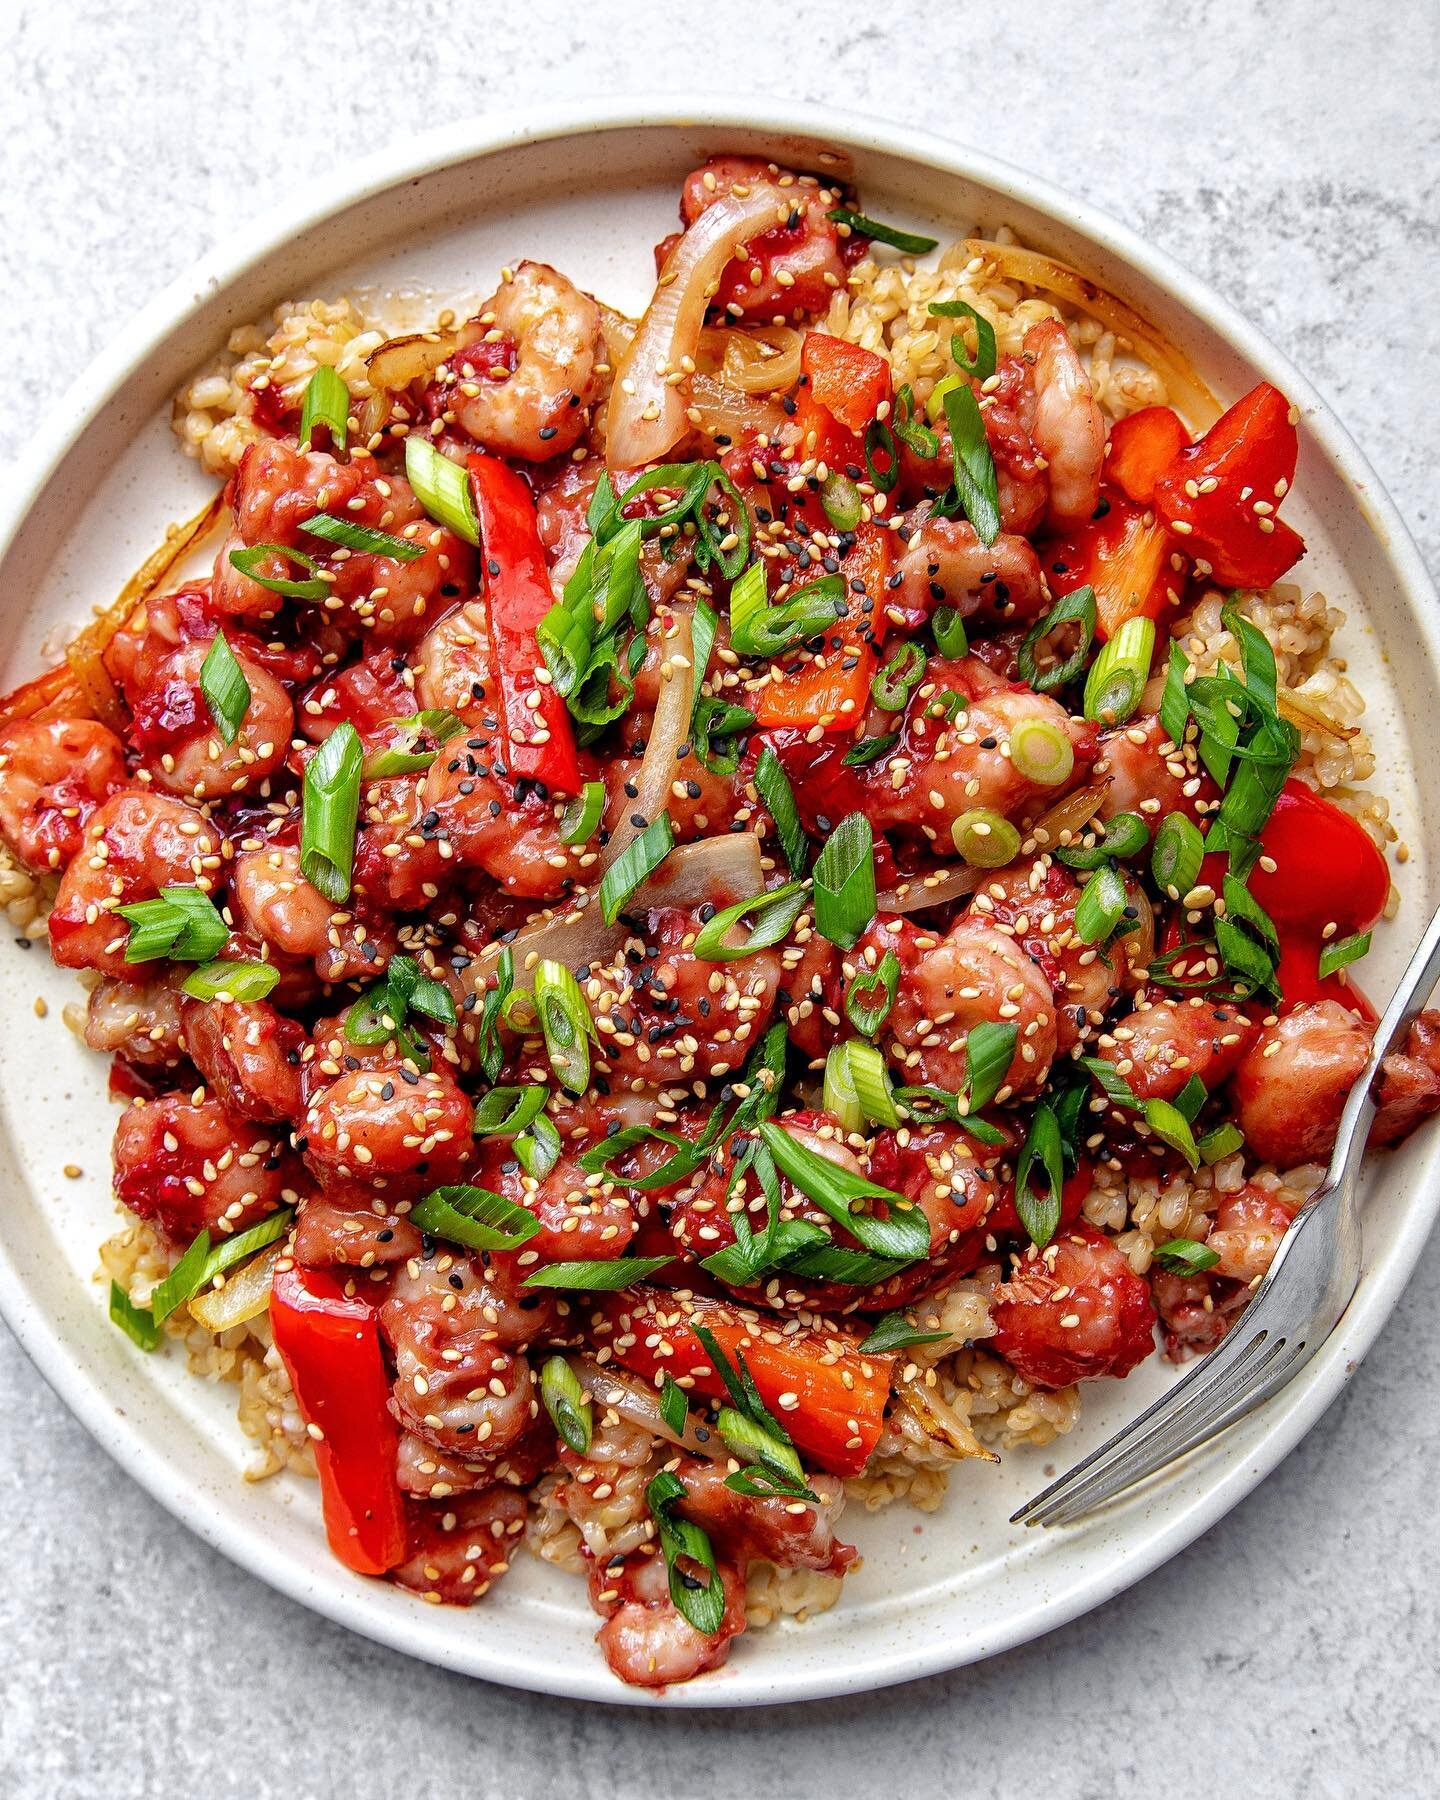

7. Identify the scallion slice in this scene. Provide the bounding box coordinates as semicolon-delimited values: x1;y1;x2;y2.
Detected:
298;364;350;453
560;780;606;846
841;731;899;767
932;605;969;659
404;436;479;545
964;1020;1019;1112
1174;1075;1208;1124
227;542;329;601
646;1470;726;1636
523;1257;674;1291
1009;716;1075;787
822;1042;862;1133
729;562;846;659
362;708;465;779
472;1085;548;1138
716;1405;817;1500
410;1184;541;1252
660;1374;689;1437
1144;1097;1201;1168
1151;811;1205;899
181;958;278;1003
1074;862;1129;945
692;880;808;961
598;813;674;924
1015;1103;1064;1248
1319;929;1372;980
827;207;938;254
117;887;228;964
541;1355;593;1454
109;1281;162;1351
515;1112;562;1181
840;1040;900;1127
300;513;424;561
821;471;863;532
147;1231;214;1326
1084;614;1156;725
859;1311;951;1354
1159;639;1192;746
149;1207;293;1325
1058;811;1150;871
300;722;363;904
1016;584;1098;693
477;946;512;1085
758;1120;928;1261
892;383;939;458
1198;1122;1245;1164
812;811;875;950
199;631;251;745
870;642;927;711
938;382;1001;547
534;959;595;1095
753;746;807;875
845;948;900;1037
1152;1237;1221;1275
928;299;997;381
951;807;1020;868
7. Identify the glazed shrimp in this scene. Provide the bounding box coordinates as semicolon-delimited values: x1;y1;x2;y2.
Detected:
0;717;127;874
180;996;306;1122
1024;319;1105;529
1095;713;1214;826
590;1548;747;1689
1096;994;1258;1102
894;515;1046;628
443;262;605;461
414;599;495;724
130;638;293;801
1230;1000;1371;1167
84;970;187;1068
390;1487;529;1606
231;840;395;982
112;1092;300;1242
302;1057;473;1194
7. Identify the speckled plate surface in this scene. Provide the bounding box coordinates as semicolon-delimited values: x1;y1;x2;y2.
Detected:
0;99;1436;1707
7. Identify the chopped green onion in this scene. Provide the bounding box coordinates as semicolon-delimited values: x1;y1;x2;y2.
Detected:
181;958;278;1003
149;1207;294;1325
1015;1103;1064;1248
842;732;899;767
951;807;1020;868
870;642;928;711
298;364;350;454
840;1040;899;1127
1074;862;1129;945
716;1405;817;1500
227;542;329;601
1144;1097;1200;1168
599;812;675;924
964;1020;1019;1113
523;1257;674;1291
1152;1237;1221;1275
147;1231;214;1326
1198;1122;1245;1164
929;299;997;381
403;436;479;545
729;562;846;659
646;1470;726;1636
1009;717;1075;787
827;207;938;255
300;513;424;561
411;1184;541;1253
1319;929;1372;980
477;946;512;1085
892;383;939;457
822;1041;862;1133
1016;584;1098;694
894;1083;1008;1147
845;948;900;1037
109;1280;163;1351
693;880;809;961
560;780;606;846
753;747;807;875
1058;811;1150;871
821;470;863;532
472;1085;549;1138
534;959;595;1095
541;1356;593;1454
859;1311;951;1354
926;373;964;425
812;812;875;950
932;606;969;659
198;631;251;745
1084;614;1156;725
1174;1075;1208;1124
758;1121;928;1262
300;722;363;903
117;887;228;964
937;382;1001;547
1151;811;1205;899
515;1112;562;1180
1160;639;1192;747
1078;1056;1142;1110
691;694;755;776
660;1374;690;1437
362;708;464;778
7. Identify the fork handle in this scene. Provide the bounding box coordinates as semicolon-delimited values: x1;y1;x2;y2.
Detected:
1325;897;1440;1191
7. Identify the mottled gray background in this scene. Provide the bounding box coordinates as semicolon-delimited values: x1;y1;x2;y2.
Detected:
2;2;1437;1795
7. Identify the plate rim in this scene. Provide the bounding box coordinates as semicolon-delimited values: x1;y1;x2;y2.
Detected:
1;93;1437;1708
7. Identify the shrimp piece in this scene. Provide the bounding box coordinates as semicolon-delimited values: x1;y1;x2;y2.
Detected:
673;1458;855;1575
302;1058;473;1194
49;792;221;979
1231;1001;1371;1168
180;997;305;1122
231;841;395;983
992;1222;1156;1387
1095;713;1214;826
1023;319;1105;529
894;515;1046;629
1205;1183;1300;1284
472;1145;639;1263
129;638;293;800
590;1547;747;1689
862;1121;1000;1305
420;750;581;901
381;1254;538;1457
0;717;128;875
397;1413;556;1499
552;1413;660;1560
1097;995;1258;1102
603;745;746;847
291;1193;422;1268
295;651;416;747
84;971;187;1068
1373;1013;1440;1146
863;656;1096;842
112;1092;300;1242
441;263;605;461
876;911;1057;1098
776;927;841;1062
389;1488;529;1606
413;599;494;724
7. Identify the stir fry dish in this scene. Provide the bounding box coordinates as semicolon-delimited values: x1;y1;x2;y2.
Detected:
4;154;1439;1689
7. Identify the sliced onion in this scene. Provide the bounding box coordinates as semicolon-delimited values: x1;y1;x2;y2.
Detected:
1024;781;1108;852
878;864;984;913
187;1241;284;1332
684;370;788;445
600;606;696;871
608;182;793;471
473;891;626;997
888;1367;997;1465
638;831;763;909
366;322;483;394
1277;683;1359;742
964;238;1220;429
570;1354;726;1460
698;324;804;395
1120;881;1156;981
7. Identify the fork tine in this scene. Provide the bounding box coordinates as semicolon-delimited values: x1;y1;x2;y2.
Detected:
1032;1334;1294;1526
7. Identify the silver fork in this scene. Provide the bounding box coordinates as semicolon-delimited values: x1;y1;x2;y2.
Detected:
1012;897;1440;1529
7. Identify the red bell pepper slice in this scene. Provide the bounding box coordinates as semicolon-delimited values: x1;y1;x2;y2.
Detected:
467;455;582;796
799;334;892;437
1152;382;1305;588
269;1262;406;1576
1040;491;1176;641
753;523;892;729
1247;779;1390;937
597;1287;894;1477
1106;406;1189;505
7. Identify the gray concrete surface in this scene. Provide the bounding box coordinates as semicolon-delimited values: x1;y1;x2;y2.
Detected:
1;1;1437;1794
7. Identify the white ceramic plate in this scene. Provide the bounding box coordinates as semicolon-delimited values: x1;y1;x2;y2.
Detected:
1;99;1436;1708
